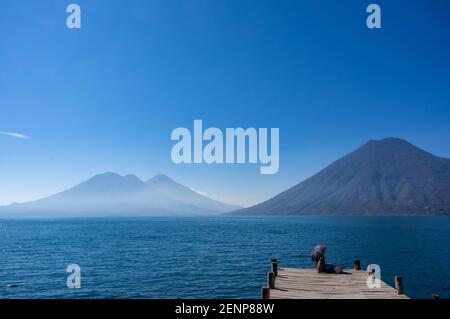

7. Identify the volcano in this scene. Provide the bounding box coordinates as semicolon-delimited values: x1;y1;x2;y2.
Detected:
232;138;450;215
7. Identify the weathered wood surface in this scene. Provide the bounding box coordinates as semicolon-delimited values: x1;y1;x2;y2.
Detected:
269;267;409;299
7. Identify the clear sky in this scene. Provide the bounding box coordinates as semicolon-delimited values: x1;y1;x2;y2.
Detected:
1;0;449;206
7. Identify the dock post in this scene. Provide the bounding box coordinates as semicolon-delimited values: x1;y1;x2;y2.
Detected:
261;286;270;299
271;258;278;263
395;276;404;294
271;261;278;277
354;260;361;270
268;272;275;289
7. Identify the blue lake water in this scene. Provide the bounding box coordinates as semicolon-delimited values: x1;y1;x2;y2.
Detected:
1;216;449;299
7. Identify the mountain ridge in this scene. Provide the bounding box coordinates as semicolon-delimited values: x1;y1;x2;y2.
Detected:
0;173;241;218
232;137;450;216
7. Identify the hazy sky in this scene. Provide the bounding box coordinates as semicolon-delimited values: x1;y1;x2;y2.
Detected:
1;0;450;206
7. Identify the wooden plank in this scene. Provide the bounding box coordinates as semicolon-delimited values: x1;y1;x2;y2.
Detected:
268;267;409;299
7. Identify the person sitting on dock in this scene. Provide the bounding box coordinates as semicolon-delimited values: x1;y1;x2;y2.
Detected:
311;244;326;266
311;244;343;274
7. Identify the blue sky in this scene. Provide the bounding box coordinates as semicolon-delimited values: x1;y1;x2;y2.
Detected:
1;0;450;206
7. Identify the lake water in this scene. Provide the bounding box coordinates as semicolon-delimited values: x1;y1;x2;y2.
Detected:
1;216;449;299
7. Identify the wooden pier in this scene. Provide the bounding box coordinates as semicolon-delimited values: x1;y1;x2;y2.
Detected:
261;259;409;299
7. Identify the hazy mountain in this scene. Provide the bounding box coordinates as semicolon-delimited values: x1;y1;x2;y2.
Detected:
146;174;240;213
232;138;450;216
0;173;240;218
